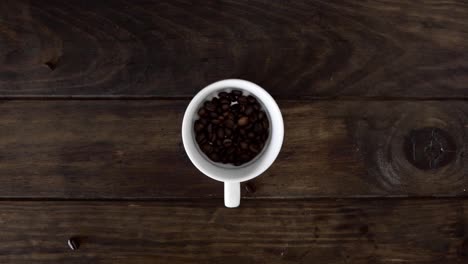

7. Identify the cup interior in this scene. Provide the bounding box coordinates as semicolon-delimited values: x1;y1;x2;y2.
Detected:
182;79;284;183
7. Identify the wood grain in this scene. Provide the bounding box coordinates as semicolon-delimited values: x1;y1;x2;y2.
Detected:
0;199;466;263
1;0;468;97
0;100;466;199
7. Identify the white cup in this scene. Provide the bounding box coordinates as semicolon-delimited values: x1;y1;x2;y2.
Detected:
182;79;284;208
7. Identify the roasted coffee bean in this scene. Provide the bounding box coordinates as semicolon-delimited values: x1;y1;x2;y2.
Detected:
225;128;232;137
262;119;269;129
237;96;248;104
231;104;240;113
249;144;260;153
200;118;209;125
196;133;206;144
240;153;250;161
198;107;207;117
245;105;253;115
221;104;230;111
194;90;270;166
232;90;243;96
223;139;233;147
229;93;237;101
254;123;263;133
247;95;257;103
205;102;216;112
201;143;213;154
220;98;230;104
239;128;246;136
238;116;249;126
258;111;265;120
209;152;220;162
224;119;235;128
240;141;249;150
227;112;235;120
226;146;236;155
194;121;204;132
217;127;224;138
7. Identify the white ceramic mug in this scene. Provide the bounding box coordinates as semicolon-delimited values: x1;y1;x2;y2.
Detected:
182;79;284;208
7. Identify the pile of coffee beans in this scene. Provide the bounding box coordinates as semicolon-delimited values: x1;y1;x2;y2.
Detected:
194;90;270;166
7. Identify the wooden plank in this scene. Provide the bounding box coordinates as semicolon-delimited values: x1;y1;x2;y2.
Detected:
1;0;467;97
0;199;466;263
0;100;466;199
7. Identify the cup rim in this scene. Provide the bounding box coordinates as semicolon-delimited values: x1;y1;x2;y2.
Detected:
181;79;284;183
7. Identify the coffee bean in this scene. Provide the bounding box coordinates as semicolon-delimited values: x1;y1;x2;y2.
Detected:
223;139;233;147
224;119;235;128
254;123;263;133
229;93;237;101
238;96;248;104
209;112;218;118
225;128;232;137
220;98;230;104
207;123;213;134
240;141;249;150
231;104;240;113
200;118;209;125
227;146;236;155
249;144;260;153
258;111;265;120
217;127;224;138
201;143;213;154
205;102;216;112
238;116;249;126
239;128;246;136
245;105;253;115
232;90;242;96
196;133;206;144
247;95;257;103
195;90;269;166
209;152;220;162
221;104;230;111
198;107;207;117
194;121;204;132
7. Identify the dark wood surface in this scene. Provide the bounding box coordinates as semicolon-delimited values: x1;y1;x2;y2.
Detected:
0;0;467;263
0;100;466;198
1;0;468;98
0;200;466;264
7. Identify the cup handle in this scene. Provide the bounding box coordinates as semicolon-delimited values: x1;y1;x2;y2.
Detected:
224;182;240;208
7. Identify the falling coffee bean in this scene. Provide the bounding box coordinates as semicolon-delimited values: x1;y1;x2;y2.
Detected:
194;90;270;166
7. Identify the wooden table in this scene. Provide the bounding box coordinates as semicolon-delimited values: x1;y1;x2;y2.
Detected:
0;1;467;263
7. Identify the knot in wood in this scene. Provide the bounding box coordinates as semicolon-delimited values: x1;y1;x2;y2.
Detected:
404;127;456;170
